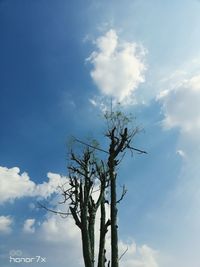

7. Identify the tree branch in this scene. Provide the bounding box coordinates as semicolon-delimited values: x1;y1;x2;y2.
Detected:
116;185;127;204
74;138;109;154
37;202;71;217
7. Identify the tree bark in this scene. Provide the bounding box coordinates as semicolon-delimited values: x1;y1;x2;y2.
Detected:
98;196;106;267
110;161;119;267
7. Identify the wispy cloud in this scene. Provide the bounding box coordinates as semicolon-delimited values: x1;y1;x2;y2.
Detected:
155;72;200;266
176;149;186;159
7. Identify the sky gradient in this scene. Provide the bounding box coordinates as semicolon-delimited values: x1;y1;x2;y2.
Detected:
1;1;200;266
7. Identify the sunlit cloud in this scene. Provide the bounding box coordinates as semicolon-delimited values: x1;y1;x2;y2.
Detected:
87;29;146;103
0;166;67;204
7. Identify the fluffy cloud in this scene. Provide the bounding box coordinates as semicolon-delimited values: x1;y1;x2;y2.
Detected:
23;219;36;234
0;216;12;234
87;29;146;102
35;172;68;198
0;167;35;203
137;245;158;267
40;215;81;243
0;166;67;204
159;74;200;134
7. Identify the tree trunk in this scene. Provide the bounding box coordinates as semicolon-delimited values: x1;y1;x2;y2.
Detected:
110;167;118;267
89;212;95;266
81;226;93;267
98;196;106;267
81;180;94;267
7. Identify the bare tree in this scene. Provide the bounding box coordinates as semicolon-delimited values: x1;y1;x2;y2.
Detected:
39;108;146;267
66;147;110;267
104;110;146;267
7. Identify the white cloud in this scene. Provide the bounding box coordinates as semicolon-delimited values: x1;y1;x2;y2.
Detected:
35;172;67;198
23;219;36;234
159;74;200;134
89;96;110;112
36;192;159;267
158;73;200;203
40;215;81;243
89;98;98;107
40;213;159;267
0;216;12;234
138;245;159;267
0;167;35;204
0;166;68;204
118;241;158;267
87;29;146;103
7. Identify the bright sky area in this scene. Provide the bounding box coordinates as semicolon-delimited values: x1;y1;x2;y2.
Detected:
1;1;200;266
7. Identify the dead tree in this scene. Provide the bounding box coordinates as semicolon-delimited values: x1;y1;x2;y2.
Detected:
61;146;111;267
39;146;110;267
104;110;146;267
72;110;146;267
39;109;146;267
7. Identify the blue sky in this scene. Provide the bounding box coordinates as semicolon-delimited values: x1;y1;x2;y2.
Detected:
1;1;200;266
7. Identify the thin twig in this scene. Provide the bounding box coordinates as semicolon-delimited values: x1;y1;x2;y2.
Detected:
37;202;71;216
74;137;147;156
74;138;109;154
119;246;128;261
128;145;147;154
